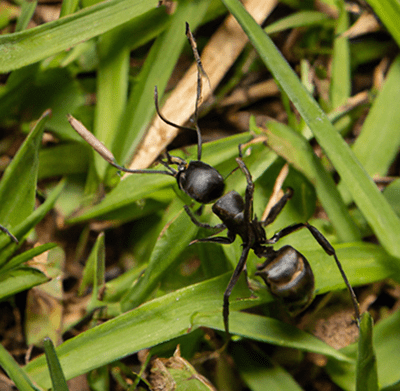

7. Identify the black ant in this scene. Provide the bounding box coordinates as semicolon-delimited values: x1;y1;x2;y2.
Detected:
68;23;360;338
186;152;361;336
0;224;18;243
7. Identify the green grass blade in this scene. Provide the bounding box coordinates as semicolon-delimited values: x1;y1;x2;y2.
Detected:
330;0;350;108
0;110;49;230
0;179;65;266
0;344;39;391
221;0;400;259
60;0;79;17
232;344;303;391
264;10;331;35
356;313;379;391
121;206;198;311
352;55;400;177
195;312;351;362
365;0;400;48
79;232;105;310
0;243;57;273
43;338;69;391
15;0;37;32
0;267;49;301
0;0;159;72
94;28;129;178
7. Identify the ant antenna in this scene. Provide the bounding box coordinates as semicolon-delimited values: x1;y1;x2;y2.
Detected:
68;115;174;176
0;225;18;243
154;23;208;162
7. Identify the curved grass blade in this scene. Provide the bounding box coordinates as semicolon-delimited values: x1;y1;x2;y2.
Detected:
0;110;50;230
0;0;159;72
0;267;49;301
365;0;400;48
0;344;39;391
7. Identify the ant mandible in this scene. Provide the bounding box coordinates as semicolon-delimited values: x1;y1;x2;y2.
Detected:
186;150;361;336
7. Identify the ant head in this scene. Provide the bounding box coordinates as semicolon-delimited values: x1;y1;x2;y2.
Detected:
177;161;224;204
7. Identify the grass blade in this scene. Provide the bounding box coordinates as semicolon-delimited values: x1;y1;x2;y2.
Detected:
356;312;379;391
0;344;39;391
0;0;159;72
43;338;69;391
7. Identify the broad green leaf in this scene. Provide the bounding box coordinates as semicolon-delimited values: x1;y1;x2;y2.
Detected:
356;313;378;391
220;0;400;259
43;338;69;391
0;0;159;72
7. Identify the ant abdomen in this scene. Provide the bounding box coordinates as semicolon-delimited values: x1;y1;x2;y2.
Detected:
177;161;225;204
255;245;315;316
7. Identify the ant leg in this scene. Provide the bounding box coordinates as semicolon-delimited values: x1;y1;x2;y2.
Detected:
223;245;251;336
267;222;361;324
261;187;293;227
235;157;254;227
0;225;18;243
185;22;209;162
184;205;226;230
262;163;289;221
68;115;174;176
